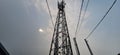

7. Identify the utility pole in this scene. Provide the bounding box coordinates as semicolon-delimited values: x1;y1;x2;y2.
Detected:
49;0;73;55
73;37;80;55
84;39;93;55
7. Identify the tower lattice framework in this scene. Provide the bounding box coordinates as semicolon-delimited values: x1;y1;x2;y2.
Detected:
49;0;73;55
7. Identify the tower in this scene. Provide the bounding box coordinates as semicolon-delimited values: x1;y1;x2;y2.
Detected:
49;0;73;55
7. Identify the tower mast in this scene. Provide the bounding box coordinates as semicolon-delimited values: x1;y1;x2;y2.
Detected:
49;0;73;55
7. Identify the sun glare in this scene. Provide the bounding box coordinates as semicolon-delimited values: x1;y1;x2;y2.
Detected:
39;28;44;32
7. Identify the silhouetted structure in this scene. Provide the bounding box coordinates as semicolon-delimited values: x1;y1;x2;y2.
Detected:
118;53;120;55
73;37;80;55
0;42;9;55
49;0;73;55
84;39;93;55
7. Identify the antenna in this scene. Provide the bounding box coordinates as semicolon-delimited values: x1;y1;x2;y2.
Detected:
49;1;73;55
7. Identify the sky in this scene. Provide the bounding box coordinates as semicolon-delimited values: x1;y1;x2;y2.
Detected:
0;0;120;55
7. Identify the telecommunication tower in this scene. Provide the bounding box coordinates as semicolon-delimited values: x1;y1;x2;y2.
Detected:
49;0;73;55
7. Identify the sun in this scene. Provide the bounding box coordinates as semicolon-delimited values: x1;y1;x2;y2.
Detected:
38;28;44;32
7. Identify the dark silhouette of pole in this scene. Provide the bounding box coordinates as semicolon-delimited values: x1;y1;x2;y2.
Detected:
84;39;93;55
73;37;80;55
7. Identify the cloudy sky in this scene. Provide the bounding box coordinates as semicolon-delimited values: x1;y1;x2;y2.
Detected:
0;0;120;55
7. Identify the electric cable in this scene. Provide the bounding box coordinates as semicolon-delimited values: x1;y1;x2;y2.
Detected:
46;0;54;27
85;0;117;39
78;0;90;33
75;0;84;37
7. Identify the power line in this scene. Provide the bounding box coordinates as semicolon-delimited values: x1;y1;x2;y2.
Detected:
85;0;117;39
78;0;90;33
46;0;54;27
75;0;84;37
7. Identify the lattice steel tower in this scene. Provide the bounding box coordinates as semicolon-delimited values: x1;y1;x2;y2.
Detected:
49;0;73;55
